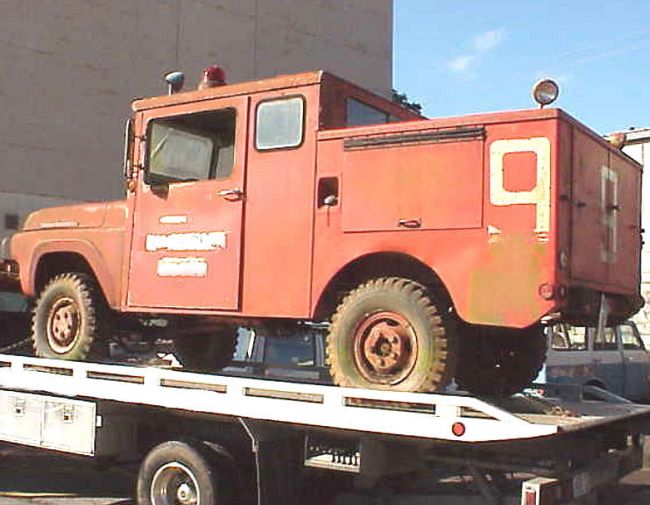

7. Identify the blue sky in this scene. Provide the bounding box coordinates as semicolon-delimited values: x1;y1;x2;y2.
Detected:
393;1;650;134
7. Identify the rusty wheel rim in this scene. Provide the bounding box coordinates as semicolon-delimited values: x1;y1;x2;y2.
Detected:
353;311;418;385
47;297;80;354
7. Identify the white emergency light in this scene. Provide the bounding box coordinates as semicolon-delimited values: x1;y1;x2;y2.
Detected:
532;79;559;108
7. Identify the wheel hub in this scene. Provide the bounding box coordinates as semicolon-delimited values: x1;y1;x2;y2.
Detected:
47;297;80;353
354;311;418;384
176;482;197;504
151;462;199;505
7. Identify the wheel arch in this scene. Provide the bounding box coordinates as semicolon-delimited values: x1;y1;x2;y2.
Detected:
30;243;116;308
312;252;454;321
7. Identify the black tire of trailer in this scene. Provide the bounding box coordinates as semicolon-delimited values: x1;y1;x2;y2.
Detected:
137;440;224;505
326;277;455;392
32;272;110;360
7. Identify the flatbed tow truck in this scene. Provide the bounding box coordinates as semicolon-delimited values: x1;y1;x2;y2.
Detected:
0;351;647;504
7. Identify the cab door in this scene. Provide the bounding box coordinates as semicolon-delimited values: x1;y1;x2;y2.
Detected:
127;97;248;310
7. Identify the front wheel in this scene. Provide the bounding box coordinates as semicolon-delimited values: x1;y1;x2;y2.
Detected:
137;440;219;505
326;277;455;392
32;272;110;360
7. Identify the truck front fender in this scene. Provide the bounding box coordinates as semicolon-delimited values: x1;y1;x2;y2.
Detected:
27;240;118;307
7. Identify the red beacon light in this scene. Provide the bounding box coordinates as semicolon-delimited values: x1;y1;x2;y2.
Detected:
198;65;227;90
606;131;627;150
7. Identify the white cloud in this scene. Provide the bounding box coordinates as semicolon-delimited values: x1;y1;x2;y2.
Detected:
447;29;505;76
473;29;505;53
448;55;475;72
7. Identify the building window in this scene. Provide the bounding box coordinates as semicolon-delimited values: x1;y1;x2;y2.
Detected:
4;214;19;230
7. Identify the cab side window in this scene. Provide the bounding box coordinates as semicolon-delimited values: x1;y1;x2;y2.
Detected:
592;327;619;351
550;324;587;351
264;333;316;367
147;108;236;184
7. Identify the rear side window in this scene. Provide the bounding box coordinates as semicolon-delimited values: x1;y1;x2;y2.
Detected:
256;97;304;150
346;98;390;126
620;324;644;350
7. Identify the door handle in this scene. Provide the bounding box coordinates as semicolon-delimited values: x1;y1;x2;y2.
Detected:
398;218;422;229
217;188;244;201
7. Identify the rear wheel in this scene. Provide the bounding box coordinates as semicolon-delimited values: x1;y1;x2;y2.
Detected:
326;277;455;392
455;324;547;396
137;440;219;505
32;272;110;360
173;330;237;371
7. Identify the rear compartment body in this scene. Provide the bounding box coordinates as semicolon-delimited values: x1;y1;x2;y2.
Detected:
312;108;642;328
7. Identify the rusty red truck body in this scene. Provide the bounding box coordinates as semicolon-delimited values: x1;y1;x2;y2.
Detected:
0;70;642;395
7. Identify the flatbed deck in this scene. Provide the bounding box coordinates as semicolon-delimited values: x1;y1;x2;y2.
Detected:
0;354;648;446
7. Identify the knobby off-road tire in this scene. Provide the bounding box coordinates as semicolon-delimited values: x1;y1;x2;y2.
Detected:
455;324;547;396
326;277;455;392
174;330;237;372
137;440;220;505
32;272;110;360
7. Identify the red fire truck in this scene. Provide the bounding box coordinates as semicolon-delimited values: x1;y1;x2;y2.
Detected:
0;68;642;395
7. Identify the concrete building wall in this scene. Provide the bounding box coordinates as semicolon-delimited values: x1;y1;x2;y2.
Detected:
0;0;392;206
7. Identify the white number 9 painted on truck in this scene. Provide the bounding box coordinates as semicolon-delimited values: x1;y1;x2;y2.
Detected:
489;137;552;236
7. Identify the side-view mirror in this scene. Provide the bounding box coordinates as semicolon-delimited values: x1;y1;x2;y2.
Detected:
144;171;171;197
122;117;135;181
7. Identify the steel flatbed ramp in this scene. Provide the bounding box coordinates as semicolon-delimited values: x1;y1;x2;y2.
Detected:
0;354;648;444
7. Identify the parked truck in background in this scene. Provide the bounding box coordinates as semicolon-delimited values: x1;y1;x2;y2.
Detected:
543;320;650;401
0;67;643;395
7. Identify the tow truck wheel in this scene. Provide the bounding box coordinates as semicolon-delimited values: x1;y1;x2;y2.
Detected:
326;277;455;392
32;272;109;360
137;440;219;505
173;330;237;371
455;324;547;396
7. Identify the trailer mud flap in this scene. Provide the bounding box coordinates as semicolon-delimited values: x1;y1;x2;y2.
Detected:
240;418;303;505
